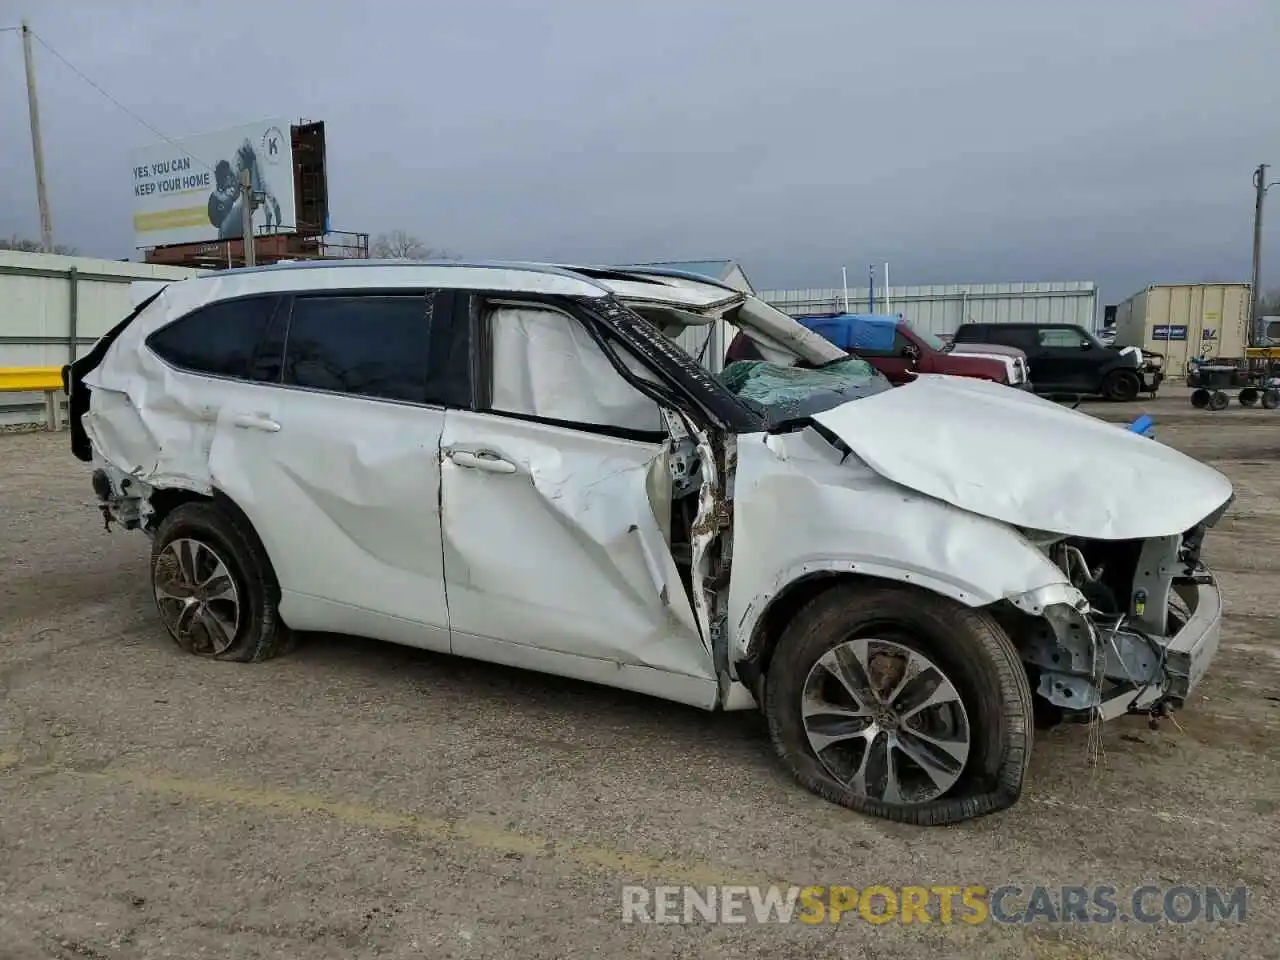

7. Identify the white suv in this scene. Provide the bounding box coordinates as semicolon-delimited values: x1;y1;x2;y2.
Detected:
64;261;1232;824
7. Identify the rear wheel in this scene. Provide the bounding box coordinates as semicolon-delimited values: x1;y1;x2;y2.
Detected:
764;584;1033;825
151;501;293;662
1101;369;1140;402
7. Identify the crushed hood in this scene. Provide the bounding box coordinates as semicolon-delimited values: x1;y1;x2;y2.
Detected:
810;375;1233;540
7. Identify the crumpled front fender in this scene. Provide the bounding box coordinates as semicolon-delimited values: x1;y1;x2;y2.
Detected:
727;427;1074;664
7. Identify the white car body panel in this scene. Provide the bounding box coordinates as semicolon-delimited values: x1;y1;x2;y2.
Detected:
810;374;1232;540
440;409;715;686
947;347;1024;383
727;426;1075;661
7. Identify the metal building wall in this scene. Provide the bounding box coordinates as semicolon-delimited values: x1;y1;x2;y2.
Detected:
672;320;729;374
0;250;204;425
759;281;1098;339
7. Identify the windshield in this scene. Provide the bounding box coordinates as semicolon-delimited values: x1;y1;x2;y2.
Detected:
717;357;892;425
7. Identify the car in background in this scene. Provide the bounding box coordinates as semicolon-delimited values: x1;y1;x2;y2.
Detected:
952;322;1163;401
726;313;1032;389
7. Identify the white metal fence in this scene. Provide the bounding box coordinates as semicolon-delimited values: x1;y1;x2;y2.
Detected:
0;250;204;425
760;281;1099;339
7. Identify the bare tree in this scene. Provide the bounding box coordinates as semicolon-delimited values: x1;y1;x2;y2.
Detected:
371;230;457;260
0;234;78;256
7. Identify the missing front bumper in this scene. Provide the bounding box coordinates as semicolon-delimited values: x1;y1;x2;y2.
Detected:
1023;574;1223;721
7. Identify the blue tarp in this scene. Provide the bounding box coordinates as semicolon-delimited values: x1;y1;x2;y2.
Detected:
796;313;899;352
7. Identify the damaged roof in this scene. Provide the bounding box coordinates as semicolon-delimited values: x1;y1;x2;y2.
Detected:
624;260;755;293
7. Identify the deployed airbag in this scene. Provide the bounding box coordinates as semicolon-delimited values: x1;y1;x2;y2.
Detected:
489;306;662;432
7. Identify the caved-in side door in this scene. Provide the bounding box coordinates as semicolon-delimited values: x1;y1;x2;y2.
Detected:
439;297;717;706
208;289;456;652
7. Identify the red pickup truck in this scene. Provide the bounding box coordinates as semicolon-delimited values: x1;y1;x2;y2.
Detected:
726;313;1032;389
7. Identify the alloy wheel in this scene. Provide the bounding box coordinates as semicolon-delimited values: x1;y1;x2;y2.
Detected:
153;537;242;656
801;637;971;804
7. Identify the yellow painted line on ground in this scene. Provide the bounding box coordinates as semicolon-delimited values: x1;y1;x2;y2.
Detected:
8;761;1121;955
84;767;760;887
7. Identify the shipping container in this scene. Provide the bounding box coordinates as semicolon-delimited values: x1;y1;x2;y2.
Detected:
760;281;1097;340
1112;283;1250;377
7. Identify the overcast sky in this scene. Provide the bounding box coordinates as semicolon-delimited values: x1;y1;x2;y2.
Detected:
1;0;1277;305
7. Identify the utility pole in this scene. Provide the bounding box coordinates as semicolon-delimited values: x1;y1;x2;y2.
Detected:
240;169;256;267
1252;164;1269;332
21;20;54;253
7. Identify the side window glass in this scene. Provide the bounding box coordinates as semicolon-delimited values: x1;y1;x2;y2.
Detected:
893;331;916;354
147;296;279;378
283;294;434;404
1038;328;1083;349
487;305;663;434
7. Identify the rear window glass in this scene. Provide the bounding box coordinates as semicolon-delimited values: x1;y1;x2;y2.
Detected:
147;296;280;379
282;294;434;404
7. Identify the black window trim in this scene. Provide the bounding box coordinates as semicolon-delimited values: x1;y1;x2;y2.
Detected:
465;290;757;442
276;288;463;410
142;286;470;412
143;292;285;383
468;292;671;442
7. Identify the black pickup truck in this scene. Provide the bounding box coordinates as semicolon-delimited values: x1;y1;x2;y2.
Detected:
951;322;1163;401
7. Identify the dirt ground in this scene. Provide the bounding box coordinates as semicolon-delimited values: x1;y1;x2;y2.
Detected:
1;393;1278;959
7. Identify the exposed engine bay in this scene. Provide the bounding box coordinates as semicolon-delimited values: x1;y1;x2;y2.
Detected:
1003;521;1221;726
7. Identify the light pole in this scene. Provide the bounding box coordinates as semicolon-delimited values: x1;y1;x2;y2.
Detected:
1251;164;1280;334
21;20;53;252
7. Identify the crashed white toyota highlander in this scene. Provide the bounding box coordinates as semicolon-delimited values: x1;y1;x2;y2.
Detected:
63;261;1232;825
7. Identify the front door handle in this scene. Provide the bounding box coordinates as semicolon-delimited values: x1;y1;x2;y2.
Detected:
230;413;281;432
449;449;516;474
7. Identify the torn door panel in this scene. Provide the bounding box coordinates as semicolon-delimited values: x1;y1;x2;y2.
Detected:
440;410;712;678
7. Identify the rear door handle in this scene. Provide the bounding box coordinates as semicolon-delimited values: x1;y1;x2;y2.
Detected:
448;449;517;474
230;413;281;433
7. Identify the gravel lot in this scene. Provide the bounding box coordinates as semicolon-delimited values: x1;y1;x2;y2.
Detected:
2;394;1277;959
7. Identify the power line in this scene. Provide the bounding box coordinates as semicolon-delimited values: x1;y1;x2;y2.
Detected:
29;28;214;174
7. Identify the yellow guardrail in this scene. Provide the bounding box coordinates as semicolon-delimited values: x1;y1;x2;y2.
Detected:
0;366;66;430
0;366;63;393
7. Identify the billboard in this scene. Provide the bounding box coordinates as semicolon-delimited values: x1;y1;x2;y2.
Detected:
132;119;296;249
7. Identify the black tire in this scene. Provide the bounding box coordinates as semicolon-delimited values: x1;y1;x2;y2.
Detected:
1101;369;1141;402
1264;389;1280;410
1208;390;1230;411
764;584;1033;825
150;500;293;662
1190;388;1211;409
1239;387;1260;407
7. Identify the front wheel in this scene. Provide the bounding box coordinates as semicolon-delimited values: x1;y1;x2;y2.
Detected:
764;584;1033;825
1101;369;1141;402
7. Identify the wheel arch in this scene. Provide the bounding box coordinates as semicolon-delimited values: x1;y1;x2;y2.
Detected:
733;563;996;704
147;487;275;571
